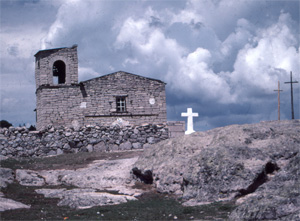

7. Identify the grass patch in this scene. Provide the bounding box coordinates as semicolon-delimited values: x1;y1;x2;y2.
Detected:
1;182;236;220
1;182;76;220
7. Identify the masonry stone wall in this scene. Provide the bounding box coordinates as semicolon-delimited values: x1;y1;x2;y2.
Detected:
0;124;170;158
82;72;167;126
36;85;84;129
167;121;185;138
35;46;78;88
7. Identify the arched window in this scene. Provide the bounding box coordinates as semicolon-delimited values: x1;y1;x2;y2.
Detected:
53;60;66;84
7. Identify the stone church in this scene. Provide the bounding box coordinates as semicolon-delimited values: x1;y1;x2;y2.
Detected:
34;45;167;130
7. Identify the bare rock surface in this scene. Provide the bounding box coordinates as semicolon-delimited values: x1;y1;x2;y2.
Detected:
16;157;140;191
133;120;300;219
35;188;137;209
0;193;30;212
229;153;300;220
16;169;45;186
14;156;143;209
0;198;30;212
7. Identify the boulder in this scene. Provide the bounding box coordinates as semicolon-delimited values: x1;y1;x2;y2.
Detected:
56;148;64;155
93;141;107;152
132;142;142;149
133;120;300;218
119;141;132;150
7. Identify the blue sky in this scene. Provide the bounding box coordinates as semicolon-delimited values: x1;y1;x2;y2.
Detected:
0;0;299;130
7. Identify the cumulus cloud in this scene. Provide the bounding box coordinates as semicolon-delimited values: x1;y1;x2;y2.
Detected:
231;13;299;101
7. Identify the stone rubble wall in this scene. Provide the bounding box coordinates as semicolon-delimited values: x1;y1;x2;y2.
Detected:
0;124;169;158
167;121;185;138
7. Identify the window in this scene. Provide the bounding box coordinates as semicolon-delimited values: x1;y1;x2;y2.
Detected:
116;97;126;112
53;60;66;84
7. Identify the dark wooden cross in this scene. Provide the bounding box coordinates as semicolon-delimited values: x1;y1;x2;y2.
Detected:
274;81;283;120
284;71;298;119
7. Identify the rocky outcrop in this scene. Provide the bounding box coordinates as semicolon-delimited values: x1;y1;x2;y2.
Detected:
0;124;169;157
0;194;30;212
16;157;141;191
229;153;300;220
133;120;300;219
12;155;143;210
35;188;137;209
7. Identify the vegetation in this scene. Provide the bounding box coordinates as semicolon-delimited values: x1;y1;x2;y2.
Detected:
0;120;12;128
1;182;235;220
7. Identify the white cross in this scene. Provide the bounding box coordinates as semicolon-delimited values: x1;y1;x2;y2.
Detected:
181;108;198;135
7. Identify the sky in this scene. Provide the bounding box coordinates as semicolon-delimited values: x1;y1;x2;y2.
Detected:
0;0;299;131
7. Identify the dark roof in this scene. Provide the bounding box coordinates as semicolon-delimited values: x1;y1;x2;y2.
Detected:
34;47;67;57
34;45;77;57
81;71;166;85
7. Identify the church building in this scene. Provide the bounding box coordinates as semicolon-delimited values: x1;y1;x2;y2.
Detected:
34;45;167;130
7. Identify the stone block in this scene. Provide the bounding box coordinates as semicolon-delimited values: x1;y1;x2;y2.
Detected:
108;144;119;151
56;148;64;155
93;141;107;152
132;142;142;149
143;143;152;149
119;141;132;150
146;137;155;144
86;144;93;152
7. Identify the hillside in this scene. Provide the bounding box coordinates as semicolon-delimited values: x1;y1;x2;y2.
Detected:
133;120;300;220
1;120;299;220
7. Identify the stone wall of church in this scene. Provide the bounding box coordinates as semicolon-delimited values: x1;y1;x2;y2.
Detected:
36;85;84;130
82;72;167;127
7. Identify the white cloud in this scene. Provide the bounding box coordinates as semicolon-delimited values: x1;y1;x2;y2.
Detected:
78;67;99;81
231;13;299;101
172;47;235;103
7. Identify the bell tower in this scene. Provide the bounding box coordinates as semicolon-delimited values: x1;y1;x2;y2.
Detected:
34;45;78;89
34;45;80;130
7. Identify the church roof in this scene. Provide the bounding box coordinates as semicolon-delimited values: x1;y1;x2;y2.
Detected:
81;71;166;85
34;45;77;57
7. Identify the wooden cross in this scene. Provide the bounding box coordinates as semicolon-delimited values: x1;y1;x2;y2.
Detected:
181;108;198;134
284;71;298;119
274;81;283;120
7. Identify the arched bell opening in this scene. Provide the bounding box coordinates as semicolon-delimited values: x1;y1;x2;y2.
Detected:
53;60;66;84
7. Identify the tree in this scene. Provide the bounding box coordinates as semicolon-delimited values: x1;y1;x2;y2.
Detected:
0;120;12;128
28;125;36;131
